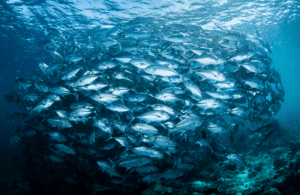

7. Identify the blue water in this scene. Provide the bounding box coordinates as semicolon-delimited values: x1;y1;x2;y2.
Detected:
0;0;300;194
270;18;300;127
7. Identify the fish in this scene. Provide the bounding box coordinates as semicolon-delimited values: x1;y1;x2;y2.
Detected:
144;65;178;77
158;169;185;180
49;86;71;97
88;131;96;145
142;173;159;184
207;124;227;134
195;69;226;82
48;155;64;163
132;146;164;159
228;106;249;117
54;144;76;155
243;78;264;90
74;74;99;87
192;56;225;68
130;58;152;69
96;61;117;70
23;93;39;102
47;94;62;102
224;154;247;167
182;76;203;100
97;160;122;178
30;98;55;115
79;82;108;91
154;92;182;104
91;93;120;104
136;111;170;123
133;165;158;174
93;117;113;136
69;108;94;118
266;42;272;54
131;123;159;135
39;62;49;74
48;132;67;142
70;102;95;110
105;103;131;113
195;99;224;110
50;51;63;61
141;135;177;149
118;156;153;170
196;139;214;153
212;79;236;89
61;68;81;80
47;117;73;129
205;91;233;100
149;104;177;117
173;115;202;132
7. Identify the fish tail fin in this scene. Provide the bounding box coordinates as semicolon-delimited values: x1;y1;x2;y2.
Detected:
108;158;116;169
167;130;171;137
160;123;167;131
128;169;134;175
129;113;135;124
95;107;102;116
132;84;138;93
186;102;194;114
73;93;79;101
105;136;113;142
172;157;177;169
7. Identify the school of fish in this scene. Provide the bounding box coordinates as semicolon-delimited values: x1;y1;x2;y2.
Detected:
11;18;284;191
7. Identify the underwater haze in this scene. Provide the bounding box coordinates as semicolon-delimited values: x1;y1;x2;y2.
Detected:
0;0;300;195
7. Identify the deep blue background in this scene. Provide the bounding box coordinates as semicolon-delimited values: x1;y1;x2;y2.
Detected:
270;18;300;129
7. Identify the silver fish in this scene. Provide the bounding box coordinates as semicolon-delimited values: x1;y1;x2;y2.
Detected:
47;117;73;128
144;65;178;77
136;110;170;123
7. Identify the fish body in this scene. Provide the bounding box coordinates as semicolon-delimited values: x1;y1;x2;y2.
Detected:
48;132;67;142
207;124;226;134
75;74;98;87
137;111;170;123
132;146;164;159
49;86;71;97
196;99;224;110
118;157;153;169
91;93;119;104
144;65;178;77
54;144;76;155
131;123;159;135
61;68;81;80
196;69;226;82
155;92;182;104
182;76;203;100
225;154;247;167
47;117;73;128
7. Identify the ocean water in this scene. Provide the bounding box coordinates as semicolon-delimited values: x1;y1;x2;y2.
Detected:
0;0;300;194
